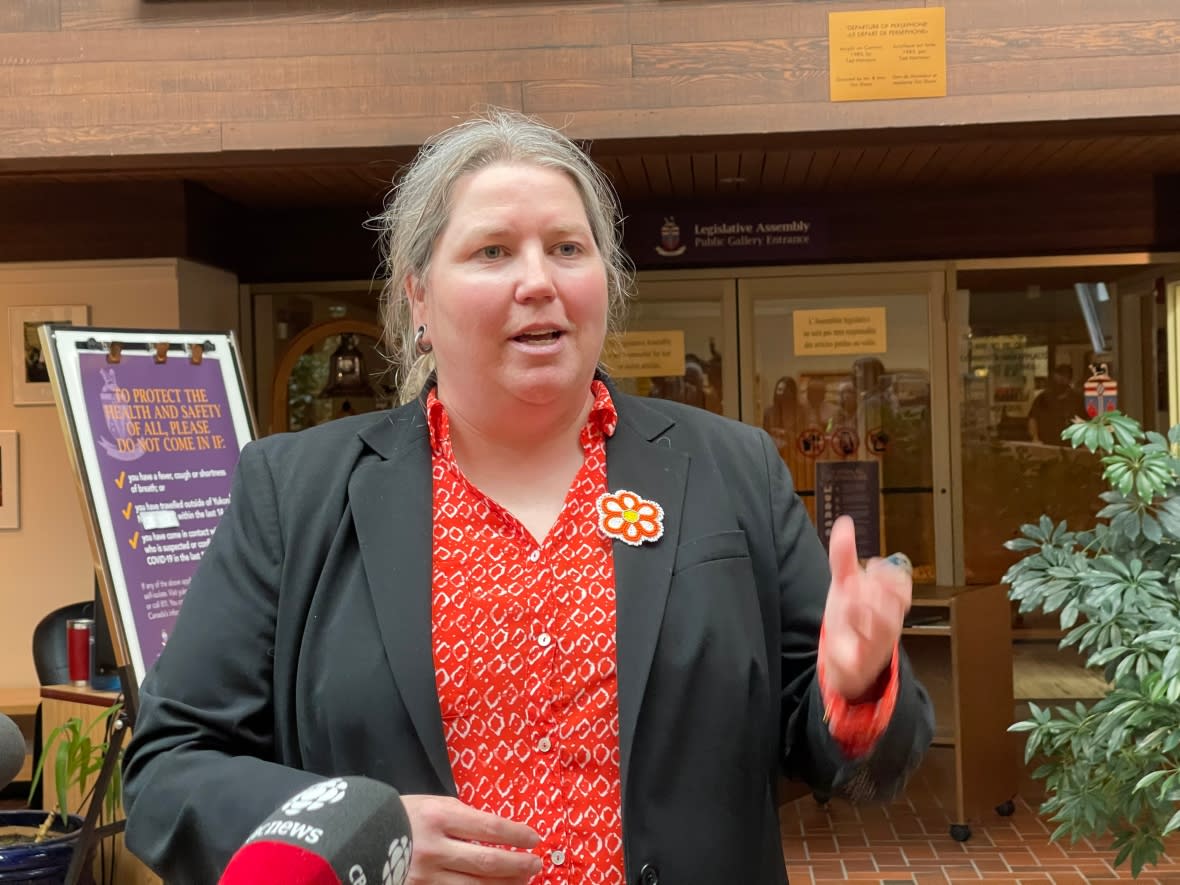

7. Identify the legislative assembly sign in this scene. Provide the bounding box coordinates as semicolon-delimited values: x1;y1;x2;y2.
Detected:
41;327;254;689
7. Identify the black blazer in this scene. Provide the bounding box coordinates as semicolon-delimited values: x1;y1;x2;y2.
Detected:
122;389;933;884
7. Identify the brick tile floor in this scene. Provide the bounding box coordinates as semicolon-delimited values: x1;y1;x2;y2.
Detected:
781;748;1179;883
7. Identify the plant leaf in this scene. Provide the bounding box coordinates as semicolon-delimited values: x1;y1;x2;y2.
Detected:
54;739;70;828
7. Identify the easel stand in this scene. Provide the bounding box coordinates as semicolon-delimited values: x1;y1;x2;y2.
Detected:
65;666;138;885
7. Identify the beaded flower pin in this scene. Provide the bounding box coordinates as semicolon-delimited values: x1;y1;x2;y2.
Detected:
596;490;664;546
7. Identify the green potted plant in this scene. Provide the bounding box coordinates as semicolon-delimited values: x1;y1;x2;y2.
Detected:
1005;411;1180;878
0;703;123;882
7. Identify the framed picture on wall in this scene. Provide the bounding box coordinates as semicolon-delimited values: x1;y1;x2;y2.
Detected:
8;305;89;405
0;430;18;530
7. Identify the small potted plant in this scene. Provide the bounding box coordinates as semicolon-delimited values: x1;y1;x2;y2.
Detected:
1005;411;1180;878
0;703;123;883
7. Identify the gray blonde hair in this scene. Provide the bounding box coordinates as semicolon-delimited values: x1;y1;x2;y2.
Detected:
376;108;633;403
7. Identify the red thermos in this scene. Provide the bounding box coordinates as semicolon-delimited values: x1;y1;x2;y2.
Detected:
67;618;94;686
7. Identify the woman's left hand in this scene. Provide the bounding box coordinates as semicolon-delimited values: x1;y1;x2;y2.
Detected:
819;515;911;700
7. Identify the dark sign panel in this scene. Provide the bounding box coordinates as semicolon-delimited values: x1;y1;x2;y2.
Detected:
815;459;881;558
624;209;825;268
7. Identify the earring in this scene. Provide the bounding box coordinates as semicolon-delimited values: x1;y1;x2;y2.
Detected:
414;324;433;355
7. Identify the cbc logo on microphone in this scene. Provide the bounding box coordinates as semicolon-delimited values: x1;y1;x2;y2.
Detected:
347;835;410;885
281;779;349;816
384;835;411;885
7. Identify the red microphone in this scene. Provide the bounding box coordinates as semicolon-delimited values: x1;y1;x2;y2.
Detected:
218;776;412;885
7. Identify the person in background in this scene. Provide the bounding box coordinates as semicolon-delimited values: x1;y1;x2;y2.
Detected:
683;353;721;414
801;376;837;431
762;375;800;452
834;380;858;429
121;109;933;885
1028;363;1085;445
647;373;685;404
703;336;723;397
853;357;899;418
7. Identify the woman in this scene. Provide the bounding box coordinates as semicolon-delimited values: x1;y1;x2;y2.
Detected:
762;375;799;449
122;110;932;884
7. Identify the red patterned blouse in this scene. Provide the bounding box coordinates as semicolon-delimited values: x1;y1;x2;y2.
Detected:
428;380;624;883
426;381;896;884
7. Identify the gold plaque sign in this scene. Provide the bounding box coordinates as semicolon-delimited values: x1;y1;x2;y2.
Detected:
829;7;947;102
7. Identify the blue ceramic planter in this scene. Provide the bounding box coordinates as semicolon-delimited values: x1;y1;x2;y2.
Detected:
0;811;82;883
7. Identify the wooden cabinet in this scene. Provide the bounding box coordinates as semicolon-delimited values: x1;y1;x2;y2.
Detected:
904;583;1019;840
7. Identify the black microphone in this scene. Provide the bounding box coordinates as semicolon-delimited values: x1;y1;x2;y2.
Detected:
218;776;412;885
0;712;26;790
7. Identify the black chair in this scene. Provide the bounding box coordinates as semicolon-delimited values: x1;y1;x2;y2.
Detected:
27;600;93;808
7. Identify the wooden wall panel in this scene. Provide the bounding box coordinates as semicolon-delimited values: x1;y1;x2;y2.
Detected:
636;34;1180;80
526;73;825;113
625;2;853;44
632;38;827;76
56;0;618;30
947;20;1180;63
4;48;630;97
0;0;60;33
0;14;629;64
938;0;1180;30
0;84;523;129
217;113;511;152
1;0;1180;163
532;88;1180;142
0;123;222;159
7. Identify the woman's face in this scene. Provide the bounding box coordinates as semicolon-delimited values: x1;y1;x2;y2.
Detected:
411;162;609;411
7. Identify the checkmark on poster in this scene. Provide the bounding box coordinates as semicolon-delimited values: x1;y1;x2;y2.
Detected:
115;471;126;489
122;502;133;519
129;531;140;550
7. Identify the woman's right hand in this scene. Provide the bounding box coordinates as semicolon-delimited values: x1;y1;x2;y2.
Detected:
401;794;543;884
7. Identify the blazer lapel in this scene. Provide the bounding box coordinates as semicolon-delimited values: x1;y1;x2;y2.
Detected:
606;397;689;800
350;406;456;794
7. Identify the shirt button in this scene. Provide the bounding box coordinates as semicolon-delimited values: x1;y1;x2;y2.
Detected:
528;549;540;563
550;849;566;866
537;736;552;752
537;633;552;647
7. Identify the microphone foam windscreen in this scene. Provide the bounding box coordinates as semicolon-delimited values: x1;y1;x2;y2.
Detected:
220;776;412;885
221;841;341;884
0;712;26;790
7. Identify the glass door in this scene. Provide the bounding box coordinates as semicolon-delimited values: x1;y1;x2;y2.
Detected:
955;260;1180;587
614;277;739;420
739;271;951;584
